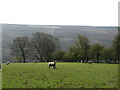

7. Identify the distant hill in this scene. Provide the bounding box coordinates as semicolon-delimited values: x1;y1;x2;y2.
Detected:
2;24;118;62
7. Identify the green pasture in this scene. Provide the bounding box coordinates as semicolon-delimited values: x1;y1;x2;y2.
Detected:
2;63;118;88
0;70;2;89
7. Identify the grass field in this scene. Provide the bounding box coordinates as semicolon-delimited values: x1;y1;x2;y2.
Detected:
2;63;118;88
0;69;2;89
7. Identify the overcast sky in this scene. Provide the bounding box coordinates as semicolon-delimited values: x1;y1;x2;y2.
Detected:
0;0;119;26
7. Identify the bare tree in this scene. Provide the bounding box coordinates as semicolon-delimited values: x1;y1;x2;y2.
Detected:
10;36;30;63
30;32;59;62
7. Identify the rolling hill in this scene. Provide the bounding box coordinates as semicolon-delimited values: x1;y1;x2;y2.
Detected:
2;24;118;62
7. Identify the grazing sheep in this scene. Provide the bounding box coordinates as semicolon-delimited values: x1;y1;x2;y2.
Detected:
48;61;57;69
81;60;83;63
6;61;10;65
88;61;92;64
33;60;37;63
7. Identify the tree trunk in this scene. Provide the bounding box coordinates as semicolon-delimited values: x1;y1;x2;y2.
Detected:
86;57;88;62
23;55;26;63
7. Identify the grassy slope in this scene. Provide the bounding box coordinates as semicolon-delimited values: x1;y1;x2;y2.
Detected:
0;70;1;89
2;63;118;88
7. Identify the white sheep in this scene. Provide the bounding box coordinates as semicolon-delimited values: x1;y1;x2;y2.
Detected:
33;60;37;63
88;61;92;64
81;60;83;63
6;61;10;65
48;61;57;69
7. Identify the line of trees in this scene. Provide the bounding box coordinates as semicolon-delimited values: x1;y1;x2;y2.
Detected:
51;33;119;64
10;32;120;64
10;32;59;63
